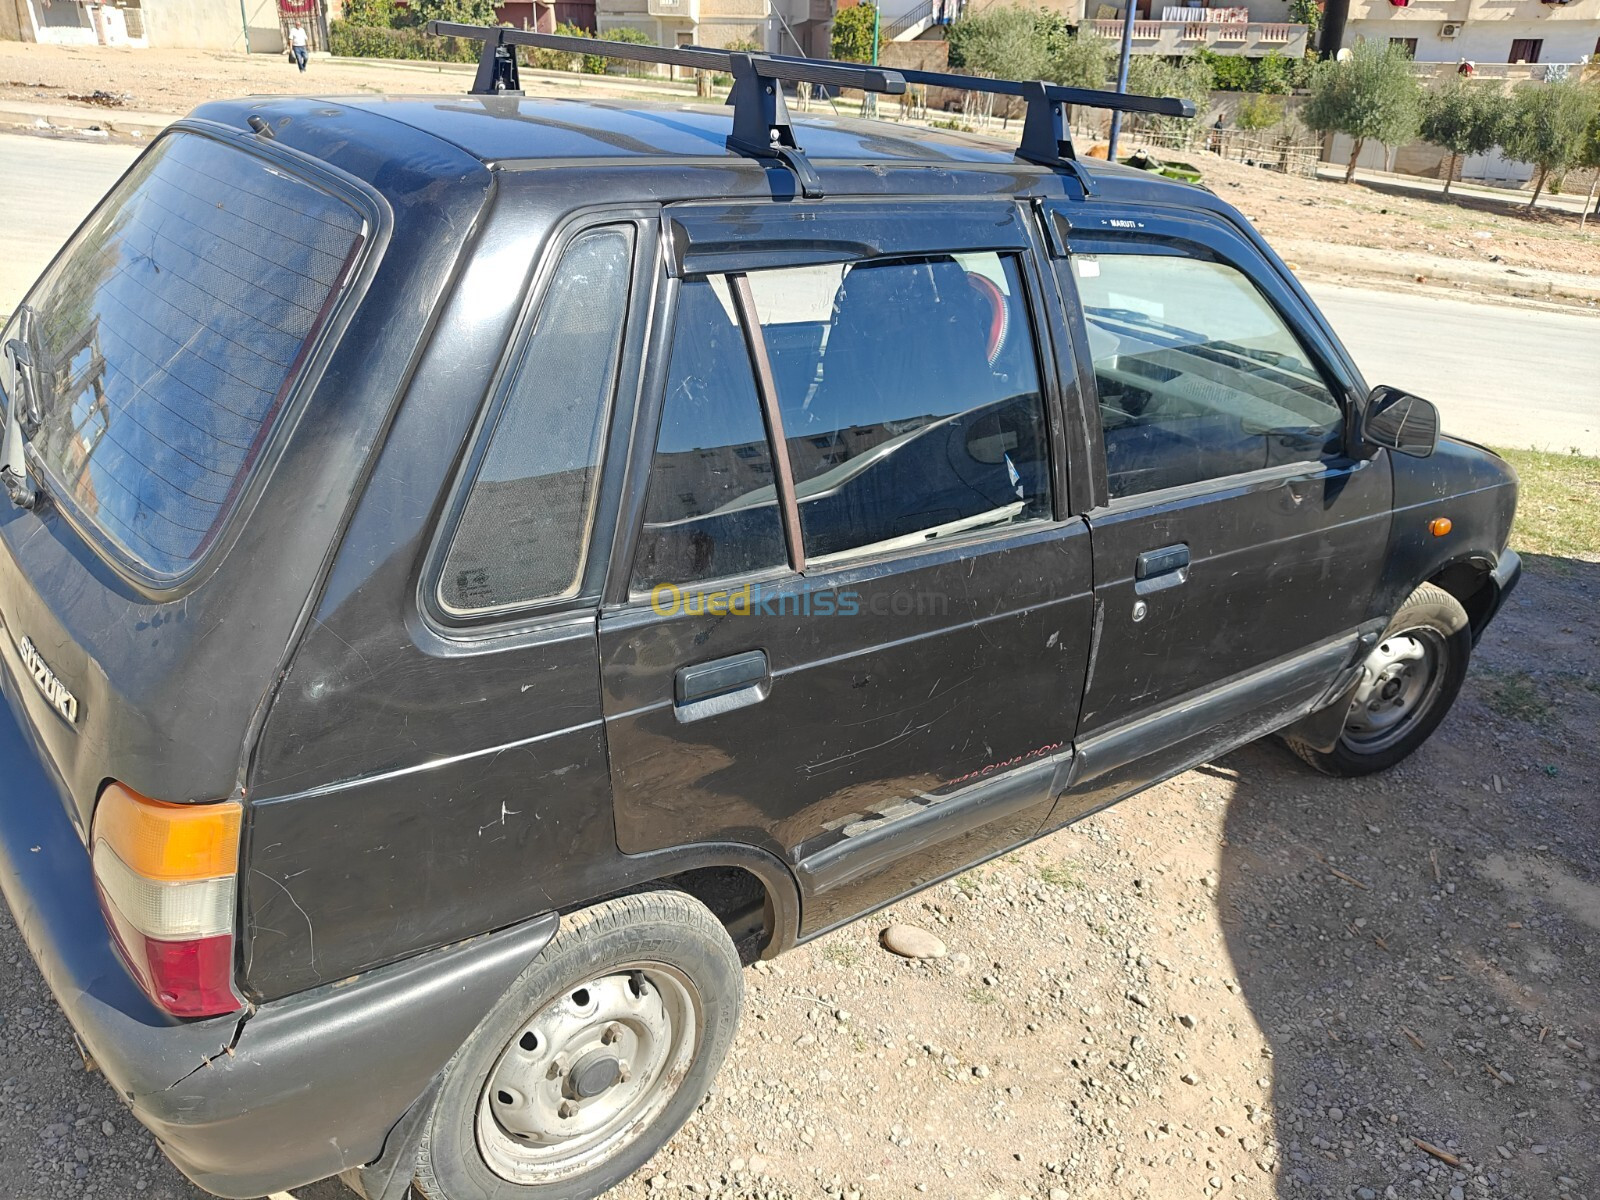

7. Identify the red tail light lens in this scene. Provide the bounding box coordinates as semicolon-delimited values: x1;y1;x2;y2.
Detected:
91;784;244;1018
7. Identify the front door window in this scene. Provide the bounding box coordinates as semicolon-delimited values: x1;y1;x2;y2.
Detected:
1072;252;1343;499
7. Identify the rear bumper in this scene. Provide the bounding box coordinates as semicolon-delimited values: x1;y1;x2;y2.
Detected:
0;670;557;1198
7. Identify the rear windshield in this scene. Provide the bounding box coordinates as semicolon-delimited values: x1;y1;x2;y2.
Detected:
11;132;365;578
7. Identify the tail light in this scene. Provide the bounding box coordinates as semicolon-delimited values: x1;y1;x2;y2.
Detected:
90;783;244;1018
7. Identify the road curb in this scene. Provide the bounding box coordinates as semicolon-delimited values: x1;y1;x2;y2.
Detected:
1280;241;1600;310
0;102;169;140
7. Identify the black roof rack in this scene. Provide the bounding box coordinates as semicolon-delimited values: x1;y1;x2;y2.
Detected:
425;22;1196;199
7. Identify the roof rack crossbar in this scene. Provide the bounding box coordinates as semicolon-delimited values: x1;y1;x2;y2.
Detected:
427;21;907;197
424;23;1195;196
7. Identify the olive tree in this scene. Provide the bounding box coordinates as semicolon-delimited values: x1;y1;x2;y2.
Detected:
1048;30;1115;91
1578;107;1600;230
1502;77;1600;209
946;4;1048;81
1419;78;1508;196
1122;53;1212;146
1302;38;1423;183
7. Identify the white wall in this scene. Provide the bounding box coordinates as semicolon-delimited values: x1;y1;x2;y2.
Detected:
1346;17;1600;64
140;0;284;51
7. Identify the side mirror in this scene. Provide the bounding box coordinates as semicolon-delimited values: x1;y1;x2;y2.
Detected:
1363;385;1438;459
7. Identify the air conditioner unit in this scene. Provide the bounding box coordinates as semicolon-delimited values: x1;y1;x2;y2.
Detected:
1439;22;1462;37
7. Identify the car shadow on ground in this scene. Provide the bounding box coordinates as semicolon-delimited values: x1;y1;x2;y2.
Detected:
1216;552;1599;1200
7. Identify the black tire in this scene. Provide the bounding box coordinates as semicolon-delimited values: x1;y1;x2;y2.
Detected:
414;890;743;1200
1284;582;1471;778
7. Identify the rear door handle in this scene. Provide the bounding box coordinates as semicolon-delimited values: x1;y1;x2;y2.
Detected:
1134;543;1189;594
674;650;770;722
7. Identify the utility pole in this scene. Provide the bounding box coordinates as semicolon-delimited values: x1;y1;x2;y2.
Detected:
1105;0;1135;160
863;3;881;117
238;0;251;54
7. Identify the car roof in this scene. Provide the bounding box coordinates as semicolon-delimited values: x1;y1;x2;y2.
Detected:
332;95;1036;166
211;93;1187;187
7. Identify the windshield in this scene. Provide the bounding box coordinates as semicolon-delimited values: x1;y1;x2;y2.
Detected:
11;131;366;578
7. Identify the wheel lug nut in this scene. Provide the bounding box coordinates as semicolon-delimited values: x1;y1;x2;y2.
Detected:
558;1100;578;1119
547;1056;567;1080
601;1023;623;1046
617;1061;632;1083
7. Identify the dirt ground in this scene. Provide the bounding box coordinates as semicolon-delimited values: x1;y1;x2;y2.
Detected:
1;519;1595;1200
0;41;680;116
1193;153;1600;282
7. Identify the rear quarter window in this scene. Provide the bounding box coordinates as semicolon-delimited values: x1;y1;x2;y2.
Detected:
14;131;366;579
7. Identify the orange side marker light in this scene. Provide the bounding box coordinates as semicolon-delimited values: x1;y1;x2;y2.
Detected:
1429;518;1453;538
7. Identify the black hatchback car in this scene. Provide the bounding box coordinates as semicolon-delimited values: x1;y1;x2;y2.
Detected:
0;28;1518;1200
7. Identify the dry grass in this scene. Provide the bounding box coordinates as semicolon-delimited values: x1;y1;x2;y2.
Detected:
1495;447;1600;560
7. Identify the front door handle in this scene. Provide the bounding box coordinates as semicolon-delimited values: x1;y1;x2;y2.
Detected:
1134;543;1190;595
674;650;770;722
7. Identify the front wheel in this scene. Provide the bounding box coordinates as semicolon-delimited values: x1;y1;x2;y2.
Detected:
414;890;743;1200
1285;582;1471;777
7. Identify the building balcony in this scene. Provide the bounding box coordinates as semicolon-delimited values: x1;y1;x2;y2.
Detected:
1090;19;1311;57
647;0;699;20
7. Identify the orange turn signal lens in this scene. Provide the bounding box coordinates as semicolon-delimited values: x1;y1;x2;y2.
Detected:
93;783;242;883
1428;517;1453;537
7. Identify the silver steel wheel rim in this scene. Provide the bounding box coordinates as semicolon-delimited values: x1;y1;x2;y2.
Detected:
476;965;700;1186
1341;628;1445;754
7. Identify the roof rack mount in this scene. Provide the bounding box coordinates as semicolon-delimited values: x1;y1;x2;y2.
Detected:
425;22;1196;199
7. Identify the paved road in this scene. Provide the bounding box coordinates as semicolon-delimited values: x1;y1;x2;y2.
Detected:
0;134;140;324
2;132;1596;454
1306;282;1600;456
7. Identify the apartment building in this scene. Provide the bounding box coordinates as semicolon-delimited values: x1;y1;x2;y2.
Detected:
1332;0;1600;65
594;0;829;55
1;0;309;52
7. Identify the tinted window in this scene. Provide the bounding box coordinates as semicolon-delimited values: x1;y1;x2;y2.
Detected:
748;253;1050;560
1073;253;1343;499
440;227;634;614
12;132;365;577
631;279;786;590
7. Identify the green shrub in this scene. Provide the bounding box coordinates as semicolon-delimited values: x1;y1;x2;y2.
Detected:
831;4;879;64
329;21;481;62
602;26;656;76
1235;92;1283;132
340;0;397;28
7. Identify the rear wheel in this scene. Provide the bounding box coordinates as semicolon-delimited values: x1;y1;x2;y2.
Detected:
414;890;743;1200
1285;583;1471;777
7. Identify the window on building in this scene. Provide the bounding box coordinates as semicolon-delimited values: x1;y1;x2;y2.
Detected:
1509;39;1543;63
1389;38;1418;59
1072;253;1343;499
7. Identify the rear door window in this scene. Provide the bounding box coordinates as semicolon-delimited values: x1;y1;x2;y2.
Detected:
631;249;1054;588
747;252;1050;560
12;132;366;578
630;278;788;590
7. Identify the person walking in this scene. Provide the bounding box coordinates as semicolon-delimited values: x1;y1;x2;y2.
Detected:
289;23;309;72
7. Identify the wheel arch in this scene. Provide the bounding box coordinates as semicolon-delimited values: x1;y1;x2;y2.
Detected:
1427;552;1500;642
583;840;804;963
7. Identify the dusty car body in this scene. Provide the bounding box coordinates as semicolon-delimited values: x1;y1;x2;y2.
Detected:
0;30;1517;1200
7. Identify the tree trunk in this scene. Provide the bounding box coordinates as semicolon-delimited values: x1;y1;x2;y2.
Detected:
1443;151;1457;196
1345;138;1364;183
1528;165;1547;209
1583;174;1598;231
